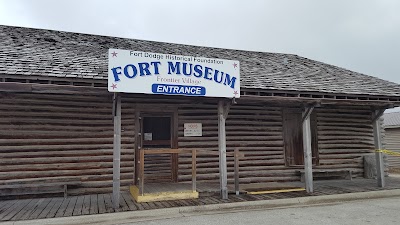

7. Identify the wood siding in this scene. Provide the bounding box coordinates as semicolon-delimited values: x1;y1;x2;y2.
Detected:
0;92;383;196
0;93;135;195
315;107;376;177
384;127;400;170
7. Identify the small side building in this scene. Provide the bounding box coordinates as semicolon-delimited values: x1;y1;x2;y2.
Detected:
383;112;400;172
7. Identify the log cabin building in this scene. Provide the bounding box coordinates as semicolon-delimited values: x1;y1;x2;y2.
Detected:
1;25;400;204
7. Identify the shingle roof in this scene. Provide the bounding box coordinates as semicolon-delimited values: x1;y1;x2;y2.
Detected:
383;112;400;128
1;25;400;97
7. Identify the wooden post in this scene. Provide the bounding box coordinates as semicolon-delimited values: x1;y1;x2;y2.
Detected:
373;109;385;187
140;150;145;195
234;148;240;195
112;93;121;209
218;100;229;199
192;149;197;192
302;106;314;193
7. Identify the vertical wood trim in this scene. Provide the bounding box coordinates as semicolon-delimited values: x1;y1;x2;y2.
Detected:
192;149;196;192
234;148;240;195
172;110;179;182
373;109;385;187
302;107;313;193
134;110;140;185
140;149;145;195
218;101;228;199
310;112;319;165
112;93;121;209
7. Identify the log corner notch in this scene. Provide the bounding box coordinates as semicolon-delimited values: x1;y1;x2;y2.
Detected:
302;104;316;193
218;100;232;199
372;108;386;188
112;93;122;209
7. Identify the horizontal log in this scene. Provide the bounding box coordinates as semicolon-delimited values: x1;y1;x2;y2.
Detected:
0;161;134;172
0;155;134;165
0;144;134;152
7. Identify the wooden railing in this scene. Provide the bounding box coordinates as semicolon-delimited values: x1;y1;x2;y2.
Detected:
138;148;196;196
138;148;244;196
199;148;244;195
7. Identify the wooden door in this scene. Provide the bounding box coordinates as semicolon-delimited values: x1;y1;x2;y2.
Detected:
283;110;304;166
283;109;319;166
134;112;178;184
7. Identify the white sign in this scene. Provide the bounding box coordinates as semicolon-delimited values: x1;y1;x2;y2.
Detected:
184;123;202;137
144;133;152;141
108;49;240;98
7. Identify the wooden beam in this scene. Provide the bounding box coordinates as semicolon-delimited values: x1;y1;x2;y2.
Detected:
0;82;109;95
239;95;400;107
234;148;240;195
192;149;197;192
218;100;229;199
373;109;385;187
112;93;121;209
302;105;315;123
372;109;385;122
302;106;314;193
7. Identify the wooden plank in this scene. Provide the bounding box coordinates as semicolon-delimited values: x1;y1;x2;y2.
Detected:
118;193;130;211
81;195;91;215
234;148;240;195
0;199;31;221
121;192;137;211
104;193;115;213
37;198;58;219
218;100;228;199
28;198;52;220
98;194;106;214
192;149;196;192
172;110;179;182
44;197;64;218
373;110;385;187
140;150;145;195
0;200;17;214
134;110;140;185
142;149;192;154
11;199;41;221
72;195;84;216
62;196;78;217
112;93;122;209
89;194;98;214
302;107;314;193
19;198;45;220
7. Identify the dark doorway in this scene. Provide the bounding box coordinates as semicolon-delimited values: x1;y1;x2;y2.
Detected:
142;116;171;148
283;109;319;166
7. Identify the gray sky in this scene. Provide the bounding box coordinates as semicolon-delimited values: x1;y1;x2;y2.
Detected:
0;0;399;110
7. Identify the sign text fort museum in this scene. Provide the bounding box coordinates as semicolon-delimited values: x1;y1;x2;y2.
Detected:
108;49;240;98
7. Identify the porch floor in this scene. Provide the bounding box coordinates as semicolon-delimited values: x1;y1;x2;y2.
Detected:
1;177;400;222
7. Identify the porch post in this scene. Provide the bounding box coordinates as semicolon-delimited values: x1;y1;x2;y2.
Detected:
302;106;314;193
373;109;385;187
112;93;122;209
218;100;229;199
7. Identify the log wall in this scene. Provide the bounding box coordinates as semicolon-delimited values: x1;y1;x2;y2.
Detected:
315;107;376;177
0;92;384;196
0;92;135;195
